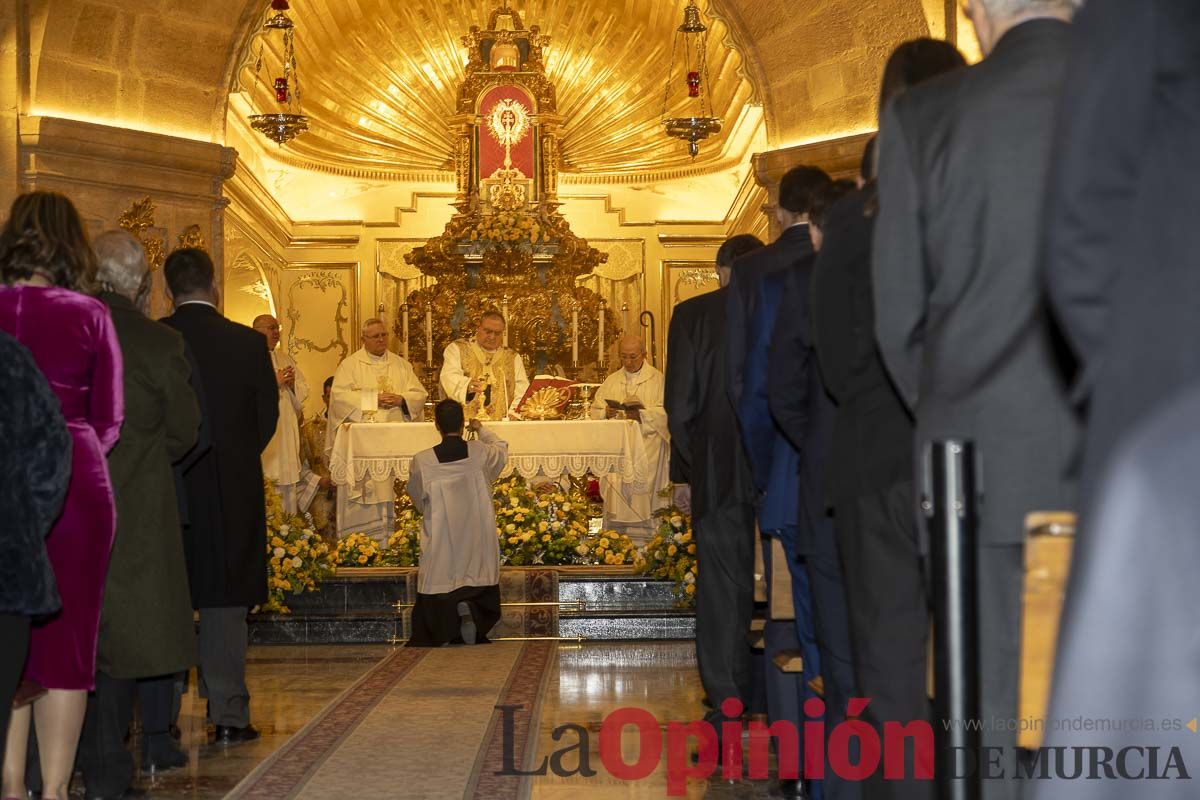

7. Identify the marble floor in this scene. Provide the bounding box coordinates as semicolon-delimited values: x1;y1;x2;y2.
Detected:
77;642;779;799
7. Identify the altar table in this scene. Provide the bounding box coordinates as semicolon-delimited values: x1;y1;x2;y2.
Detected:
329;419;649;488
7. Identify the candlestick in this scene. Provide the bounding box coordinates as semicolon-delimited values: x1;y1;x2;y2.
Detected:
502;294;510;348
571;306;579;367
401;304;410;360
425;308;433;365
598;300;606;367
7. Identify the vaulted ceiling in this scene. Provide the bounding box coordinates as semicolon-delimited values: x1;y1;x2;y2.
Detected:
233;1;758;180
27;0;939;170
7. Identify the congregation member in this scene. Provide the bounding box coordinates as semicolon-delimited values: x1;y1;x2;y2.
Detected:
0;192;124;800
722;166;832;799
746;174;856;800
254;314;320;515
589;334;670;544
163;247;278;746
811;39;965;800
405;400;508;647
1042;0;1200;535
664;234;761;748
1036;5;1200;796
300;376;337;541
0;330;70;756
440;310;530;420
78;231;200;795
872;2;1081;796
329;318;427;542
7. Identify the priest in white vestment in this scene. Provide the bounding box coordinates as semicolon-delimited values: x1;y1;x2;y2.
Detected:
440;311;530;420
590;335;671;544
254;314;321;515
405;401;508;646
330;318;428;543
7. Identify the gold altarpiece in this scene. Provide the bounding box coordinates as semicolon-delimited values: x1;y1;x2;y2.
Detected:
401;5;620;375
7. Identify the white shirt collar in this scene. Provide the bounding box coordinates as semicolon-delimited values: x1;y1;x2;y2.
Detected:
177;300;217;310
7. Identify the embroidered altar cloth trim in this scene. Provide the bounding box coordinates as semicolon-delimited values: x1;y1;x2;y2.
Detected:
329;420;649;488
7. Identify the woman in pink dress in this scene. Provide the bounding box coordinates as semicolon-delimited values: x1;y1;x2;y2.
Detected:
0;193;123;800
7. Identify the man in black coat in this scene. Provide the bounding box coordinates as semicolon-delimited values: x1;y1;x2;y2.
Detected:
872;3;1081;797
162;248;278;745
664;234;760;738
813;185;930;799
1043;0;1200;557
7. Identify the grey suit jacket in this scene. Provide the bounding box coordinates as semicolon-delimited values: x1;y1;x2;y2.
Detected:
872;19;1080;547
1043;0;1200;513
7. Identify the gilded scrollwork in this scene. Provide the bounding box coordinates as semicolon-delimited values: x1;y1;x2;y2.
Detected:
117;196;166;271
286;271;350;362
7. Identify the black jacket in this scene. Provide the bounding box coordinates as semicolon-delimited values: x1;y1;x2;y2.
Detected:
0;330;70;616
162;303;278;608
665;288;754;521
811;190;913;505
1043;0;1200;511
872;19;1080;546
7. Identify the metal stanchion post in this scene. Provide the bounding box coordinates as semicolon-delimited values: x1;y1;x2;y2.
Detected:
924;439;981;800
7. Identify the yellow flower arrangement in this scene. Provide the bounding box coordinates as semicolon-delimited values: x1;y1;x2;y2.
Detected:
634;500;697;607
469;211;544;248
261;479;336;614
336;533;382;567
378;508;422;567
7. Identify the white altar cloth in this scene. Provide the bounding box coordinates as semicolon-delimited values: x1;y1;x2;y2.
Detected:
329;420;650;488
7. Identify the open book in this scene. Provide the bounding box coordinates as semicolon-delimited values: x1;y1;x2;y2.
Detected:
604;398;644;421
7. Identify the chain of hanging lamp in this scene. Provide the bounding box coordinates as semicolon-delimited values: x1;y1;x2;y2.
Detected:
661;0;721;158
248;0;309;146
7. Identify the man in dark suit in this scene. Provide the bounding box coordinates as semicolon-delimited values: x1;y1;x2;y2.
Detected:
78;231;200;797
162;248;278;745
759;178;858;800
664;234;761;740
872;2;1081;797
725;165;829;422
1043;0;1200;559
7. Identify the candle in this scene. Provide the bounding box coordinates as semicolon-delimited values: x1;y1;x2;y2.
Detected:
425;308;433;364
571;307;579;367
502;295;510;348
401;304;410;360
598;300;606;366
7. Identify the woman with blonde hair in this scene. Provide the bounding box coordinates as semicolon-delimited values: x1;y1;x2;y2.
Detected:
0;192;124;800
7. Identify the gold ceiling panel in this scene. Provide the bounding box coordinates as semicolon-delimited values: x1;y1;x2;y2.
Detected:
238;1;755;178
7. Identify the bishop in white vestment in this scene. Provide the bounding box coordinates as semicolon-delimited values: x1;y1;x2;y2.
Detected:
405;402;508;646
590;335;671;543
330;318;429;542
440;311;530;420
254;315;321;515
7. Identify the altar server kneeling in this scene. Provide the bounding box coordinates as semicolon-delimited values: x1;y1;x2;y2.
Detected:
405;400;509;646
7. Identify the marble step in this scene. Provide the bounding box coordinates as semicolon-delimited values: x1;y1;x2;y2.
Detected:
558;576;686;612
249;604;558;646
559;610;696;641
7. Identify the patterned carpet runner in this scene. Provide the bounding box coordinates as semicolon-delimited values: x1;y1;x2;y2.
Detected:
227;640;557;799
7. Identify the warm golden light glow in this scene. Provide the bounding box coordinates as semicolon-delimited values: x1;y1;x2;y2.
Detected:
27;109;214;144
234;0;758;179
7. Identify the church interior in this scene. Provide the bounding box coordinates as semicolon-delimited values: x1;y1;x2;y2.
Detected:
14;1;1142;799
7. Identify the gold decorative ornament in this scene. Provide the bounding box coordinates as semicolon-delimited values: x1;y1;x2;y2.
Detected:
117;196;166;271
177;225;205;251
661;1;722;158
521;386;571;420
247;0;309;146
402;5;618;374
